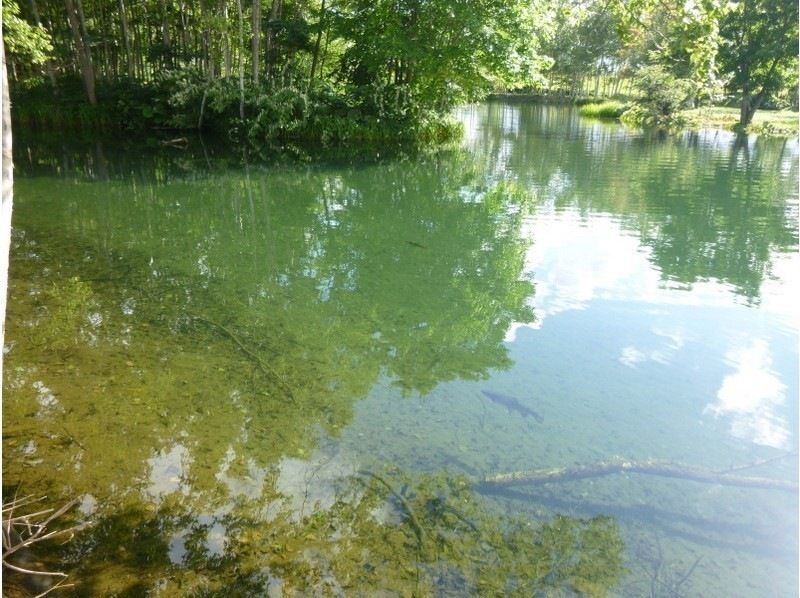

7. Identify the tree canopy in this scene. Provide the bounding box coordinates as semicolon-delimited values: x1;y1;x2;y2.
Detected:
1;0;797;134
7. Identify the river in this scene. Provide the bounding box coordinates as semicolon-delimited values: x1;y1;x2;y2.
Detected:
4;102;798;596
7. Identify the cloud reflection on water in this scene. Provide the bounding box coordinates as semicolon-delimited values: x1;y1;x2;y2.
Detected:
706;339;789;449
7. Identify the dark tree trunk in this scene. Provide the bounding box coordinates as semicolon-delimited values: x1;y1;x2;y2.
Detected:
29;0;58;87
740;90;765;127
265;0;282;84
252;0;261;85
308;0;326;86
65;0;97;104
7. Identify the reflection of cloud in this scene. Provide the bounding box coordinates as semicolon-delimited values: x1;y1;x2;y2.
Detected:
705;340;788;449
146;444;191;501
619;347;646;367
619;327;688;368
504;207;797;339
760;250;800;331
275;449;356;521
216;446;267;499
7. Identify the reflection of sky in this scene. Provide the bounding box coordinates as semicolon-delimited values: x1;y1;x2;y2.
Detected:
161;445;358;565
505;206;799;340
705;339;789;449
498;203;796;451
274;448;356;521
146;443;191;502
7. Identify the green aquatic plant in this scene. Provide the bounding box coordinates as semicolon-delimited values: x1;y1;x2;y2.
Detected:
31;277;95;351
51;470;625;596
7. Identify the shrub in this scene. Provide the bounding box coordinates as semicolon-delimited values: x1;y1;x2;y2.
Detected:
578;101;627;119
621;65;692;128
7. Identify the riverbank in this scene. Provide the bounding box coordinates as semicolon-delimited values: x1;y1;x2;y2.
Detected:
9;79;463;146
680;107;799;137
577;102;798;138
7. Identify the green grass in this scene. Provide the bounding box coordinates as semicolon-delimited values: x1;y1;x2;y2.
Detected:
578;101;628;119
681;106;799;137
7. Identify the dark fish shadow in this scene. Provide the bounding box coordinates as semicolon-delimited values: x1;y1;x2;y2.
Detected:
482;390;543;423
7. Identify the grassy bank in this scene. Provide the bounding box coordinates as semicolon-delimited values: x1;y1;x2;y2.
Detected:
574;98;798;138
681;107;799;137
578;101;627;119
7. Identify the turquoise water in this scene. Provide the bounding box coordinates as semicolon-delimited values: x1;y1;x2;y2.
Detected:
4;103;798;596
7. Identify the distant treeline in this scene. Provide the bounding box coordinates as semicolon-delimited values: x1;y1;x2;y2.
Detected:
3;0;797;141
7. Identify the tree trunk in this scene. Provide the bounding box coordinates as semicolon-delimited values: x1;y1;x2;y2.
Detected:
479;458;797;493
739;89;765;127
252;0;261;85
161;0;172;68
222;0;232;78
118;0;134;78
65;0;97;104
308;0;326;86
265;0;281;84
237;0;245;118
318;28;330;79
1;39;13;389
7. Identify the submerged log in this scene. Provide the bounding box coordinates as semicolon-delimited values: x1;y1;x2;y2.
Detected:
159;137;189;148
478;458;798;493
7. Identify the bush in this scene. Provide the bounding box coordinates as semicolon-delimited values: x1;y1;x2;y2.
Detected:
621;65;692;128
10;72;466;146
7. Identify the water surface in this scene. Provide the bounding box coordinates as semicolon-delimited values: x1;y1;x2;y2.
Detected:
4;103;798;596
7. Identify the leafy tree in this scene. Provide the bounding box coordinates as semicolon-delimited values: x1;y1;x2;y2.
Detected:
718;0;799;125
540;0;624;97
611;0;727;104
334;0;542;115
621;64;692;127
1;0;53;75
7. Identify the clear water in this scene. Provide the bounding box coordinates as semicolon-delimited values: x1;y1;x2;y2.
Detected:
4;103;798;596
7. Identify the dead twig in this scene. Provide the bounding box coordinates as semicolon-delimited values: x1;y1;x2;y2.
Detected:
3;493;89;592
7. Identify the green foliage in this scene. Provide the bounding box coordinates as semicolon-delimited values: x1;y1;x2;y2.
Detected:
4;0;798;140
541;1;624;96
718;0;799;124
621;65;691;128
609;0;727;103
249;87;309;139
1;0;52;67
334;0;540;113
579;101;628;119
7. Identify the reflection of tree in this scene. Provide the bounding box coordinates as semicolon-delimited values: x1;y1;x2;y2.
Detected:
4;144;539;593
472;102;798;301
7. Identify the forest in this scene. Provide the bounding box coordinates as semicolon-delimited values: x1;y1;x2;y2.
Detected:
3;0;798;143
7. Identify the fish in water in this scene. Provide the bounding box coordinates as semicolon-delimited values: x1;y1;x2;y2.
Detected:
481;390;544;423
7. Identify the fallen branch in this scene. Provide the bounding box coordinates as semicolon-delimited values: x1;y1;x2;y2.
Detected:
478;458;798;493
